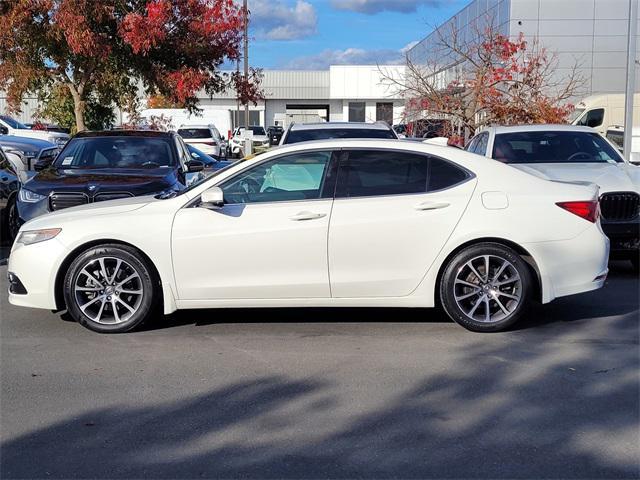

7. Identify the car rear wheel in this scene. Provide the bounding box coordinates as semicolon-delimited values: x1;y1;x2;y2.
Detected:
63;244;158;333
439;243;532;332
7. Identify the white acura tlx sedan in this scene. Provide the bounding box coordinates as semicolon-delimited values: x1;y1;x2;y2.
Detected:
7;139;609;333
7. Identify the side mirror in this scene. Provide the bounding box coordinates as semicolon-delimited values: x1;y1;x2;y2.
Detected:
34;160;51;171
201;186;224;208
0;125;8;135
186;159;204;173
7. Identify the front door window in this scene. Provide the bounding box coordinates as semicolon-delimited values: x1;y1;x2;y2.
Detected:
221;151;335;204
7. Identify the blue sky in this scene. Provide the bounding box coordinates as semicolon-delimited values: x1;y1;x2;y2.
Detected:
245;0;467;69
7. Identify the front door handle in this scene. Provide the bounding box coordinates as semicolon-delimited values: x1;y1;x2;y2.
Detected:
290;211;327;221
414;201;450;211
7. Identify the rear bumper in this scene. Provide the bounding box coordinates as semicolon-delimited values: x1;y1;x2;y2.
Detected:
524;223;610;303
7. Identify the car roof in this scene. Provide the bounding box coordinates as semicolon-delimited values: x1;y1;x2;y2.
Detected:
490;124;597;134
289;122;392;131
74;130;174;138
178;125;213;129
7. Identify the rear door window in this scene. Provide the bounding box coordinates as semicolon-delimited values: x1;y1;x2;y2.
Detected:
336;150;470;198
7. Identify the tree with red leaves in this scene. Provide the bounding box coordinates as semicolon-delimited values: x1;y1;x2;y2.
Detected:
383;19;584;140
0;0;262;132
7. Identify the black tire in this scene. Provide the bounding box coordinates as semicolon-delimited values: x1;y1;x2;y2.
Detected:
439;243;532;332
6;194;21;242
63;244;159;333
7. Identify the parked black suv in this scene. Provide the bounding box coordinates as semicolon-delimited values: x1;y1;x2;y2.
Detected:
267;126;284;145
16;130;204;226
280;122;398;145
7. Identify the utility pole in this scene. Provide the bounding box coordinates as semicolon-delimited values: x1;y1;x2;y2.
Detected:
243;0;249;129
623;0;638;161
236;58;240;130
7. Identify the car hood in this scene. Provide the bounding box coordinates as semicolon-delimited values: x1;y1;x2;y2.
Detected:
23;167;179;196
12;130;69;142
0;135;57;155
510;162;640;194
22;195;156;229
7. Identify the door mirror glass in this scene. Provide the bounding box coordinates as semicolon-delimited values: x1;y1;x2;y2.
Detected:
34;160;49;171
186;159;204;172
201;186;224;208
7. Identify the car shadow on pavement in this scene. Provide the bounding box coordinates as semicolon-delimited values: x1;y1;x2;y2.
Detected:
2;313;638;479
147;261;639;333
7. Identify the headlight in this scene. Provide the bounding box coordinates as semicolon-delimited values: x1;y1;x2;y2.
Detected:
18;189;46;203
16;228;61;245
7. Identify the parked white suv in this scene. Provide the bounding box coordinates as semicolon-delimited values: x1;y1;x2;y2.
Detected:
177;124;227;159
229;126;270;158
0;115;69;147
467;125;640;269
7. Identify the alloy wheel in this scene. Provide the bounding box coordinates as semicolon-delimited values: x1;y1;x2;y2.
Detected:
453;254;522;324
73;256;144;324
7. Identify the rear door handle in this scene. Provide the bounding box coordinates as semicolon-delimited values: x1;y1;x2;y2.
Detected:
414;201;450;211
290;211;327;221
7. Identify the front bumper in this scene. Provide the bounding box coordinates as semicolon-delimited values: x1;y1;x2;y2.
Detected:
602;220;639;257
7;237;68;310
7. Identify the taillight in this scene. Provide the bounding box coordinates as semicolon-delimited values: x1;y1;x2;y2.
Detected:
556;200;599;223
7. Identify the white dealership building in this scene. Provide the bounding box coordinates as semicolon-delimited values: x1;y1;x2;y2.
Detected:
407;0;640;96
182;65;406;131
2;65;407;130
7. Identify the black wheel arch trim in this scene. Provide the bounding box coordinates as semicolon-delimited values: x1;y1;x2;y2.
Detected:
54;239;163;312
435;237;543;305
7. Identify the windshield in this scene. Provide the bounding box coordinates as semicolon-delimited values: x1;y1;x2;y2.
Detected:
493;131;623;164
54;136;177;169
178;128;211;139
568;108;585;124
0;115;28;129
285;128;396;144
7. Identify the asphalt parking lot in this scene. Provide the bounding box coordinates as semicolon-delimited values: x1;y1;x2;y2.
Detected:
1;262;638;479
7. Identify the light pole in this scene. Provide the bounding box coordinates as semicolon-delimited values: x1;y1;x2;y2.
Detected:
623;0;638;161
243;0;249;129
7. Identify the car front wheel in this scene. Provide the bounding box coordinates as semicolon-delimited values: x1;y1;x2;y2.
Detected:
439;243;532;332
63;244;158;333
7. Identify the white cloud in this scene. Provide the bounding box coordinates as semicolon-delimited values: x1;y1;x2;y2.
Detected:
282;41;417;69
249;0;318;40
331;0;448;14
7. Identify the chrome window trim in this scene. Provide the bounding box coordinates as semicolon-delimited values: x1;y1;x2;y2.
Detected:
186;146;476;208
